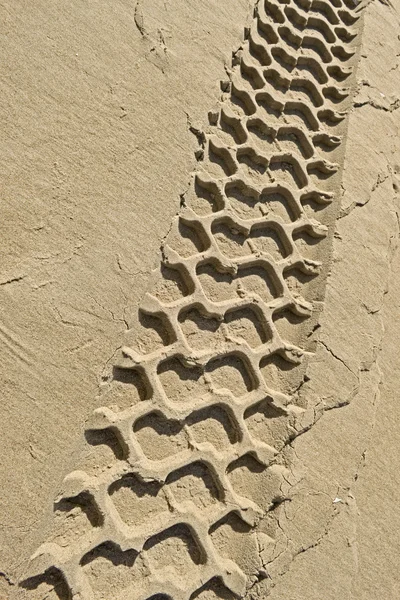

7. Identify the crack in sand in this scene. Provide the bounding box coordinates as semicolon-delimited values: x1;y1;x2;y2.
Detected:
0;571;15;587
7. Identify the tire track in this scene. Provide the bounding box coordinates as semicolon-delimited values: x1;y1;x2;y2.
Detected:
23;0;365;598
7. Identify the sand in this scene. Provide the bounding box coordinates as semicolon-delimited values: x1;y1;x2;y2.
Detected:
1;0;399;598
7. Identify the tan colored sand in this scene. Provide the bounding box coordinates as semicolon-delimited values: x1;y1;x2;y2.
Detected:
1;0;400;598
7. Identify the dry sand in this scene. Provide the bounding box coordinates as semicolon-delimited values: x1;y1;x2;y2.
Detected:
1;0;399;598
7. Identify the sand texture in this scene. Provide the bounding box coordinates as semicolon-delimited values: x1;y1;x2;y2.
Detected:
1;0;400;598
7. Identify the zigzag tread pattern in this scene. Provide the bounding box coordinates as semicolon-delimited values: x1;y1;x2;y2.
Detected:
25;0;364;598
